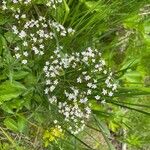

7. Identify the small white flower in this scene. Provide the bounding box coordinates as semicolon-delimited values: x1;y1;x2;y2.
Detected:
19;30;27;39
112;84;117;91
12;26;18;34
40;51;44;55
54;79;58;85
77;77;82;83
14;47;19;51
15;14;19;19
101;100;106;104
54;120;58;124
46;80;51;85
92;84;97;89
85;75;91;81
80;97;88;103
103;70;107;74
95;95;100;100
108;91;113;97
39;44;44;49
23;41;28;46
87;83;92;88
82;71;87;75
46;61;50;65
22;59;27;64
15;53;21;59
21;14;26;19
87;89;91;95
50;85;55;92
102;89;107;95
68;28;75;34
23;51;28;57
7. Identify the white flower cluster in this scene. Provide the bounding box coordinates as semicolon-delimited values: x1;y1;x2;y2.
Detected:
2;0;31;10
1;1;74;65
43;47;117;134
2;0;62;10
58;102;90;134
46;0;63;9
12;15;74;64
2;2;74;65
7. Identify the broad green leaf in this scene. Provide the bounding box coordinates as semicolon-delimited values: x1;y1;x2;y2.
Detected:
0;81;26;104
1;98;24;114
4;118;18;132
0;103;14;114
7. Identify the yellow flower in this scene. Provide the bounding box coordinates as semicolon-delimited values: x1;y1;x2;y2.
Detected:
43;126;64;147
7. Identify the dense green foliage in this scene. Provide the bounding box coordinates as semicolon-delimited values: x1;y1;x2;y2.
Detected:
0;0;150;150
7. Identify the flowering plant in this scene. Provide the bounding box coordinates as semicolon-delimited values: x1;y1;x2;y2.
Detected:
0;0;150;150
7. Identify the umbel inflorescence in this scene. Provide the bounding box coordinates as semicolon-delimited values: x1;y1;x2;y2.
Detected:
1;0;117;136
1;0;75;64
43;47;117;134
2;0;63;10
12;16;74;64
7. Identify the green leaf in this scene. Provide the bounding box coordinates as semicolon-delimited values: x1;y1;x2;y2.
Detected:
13;71;29;80
23;93;32;110
63;0;70;24
123;14;140;29
122;71;142;83
1;98;25;114
17;116;27;133
4;31;20;43
109;121;119;132
93;114;116;150
0;81;26;104
34;112;45;124
85;1;107;13
0;35;3;55
0;14;8;25
0;103;14;114
0;34;7;55
4;118;18;132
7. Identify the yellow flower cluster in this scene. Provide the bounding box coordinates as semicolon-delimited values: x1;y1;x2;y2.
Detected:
43;126;63;147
